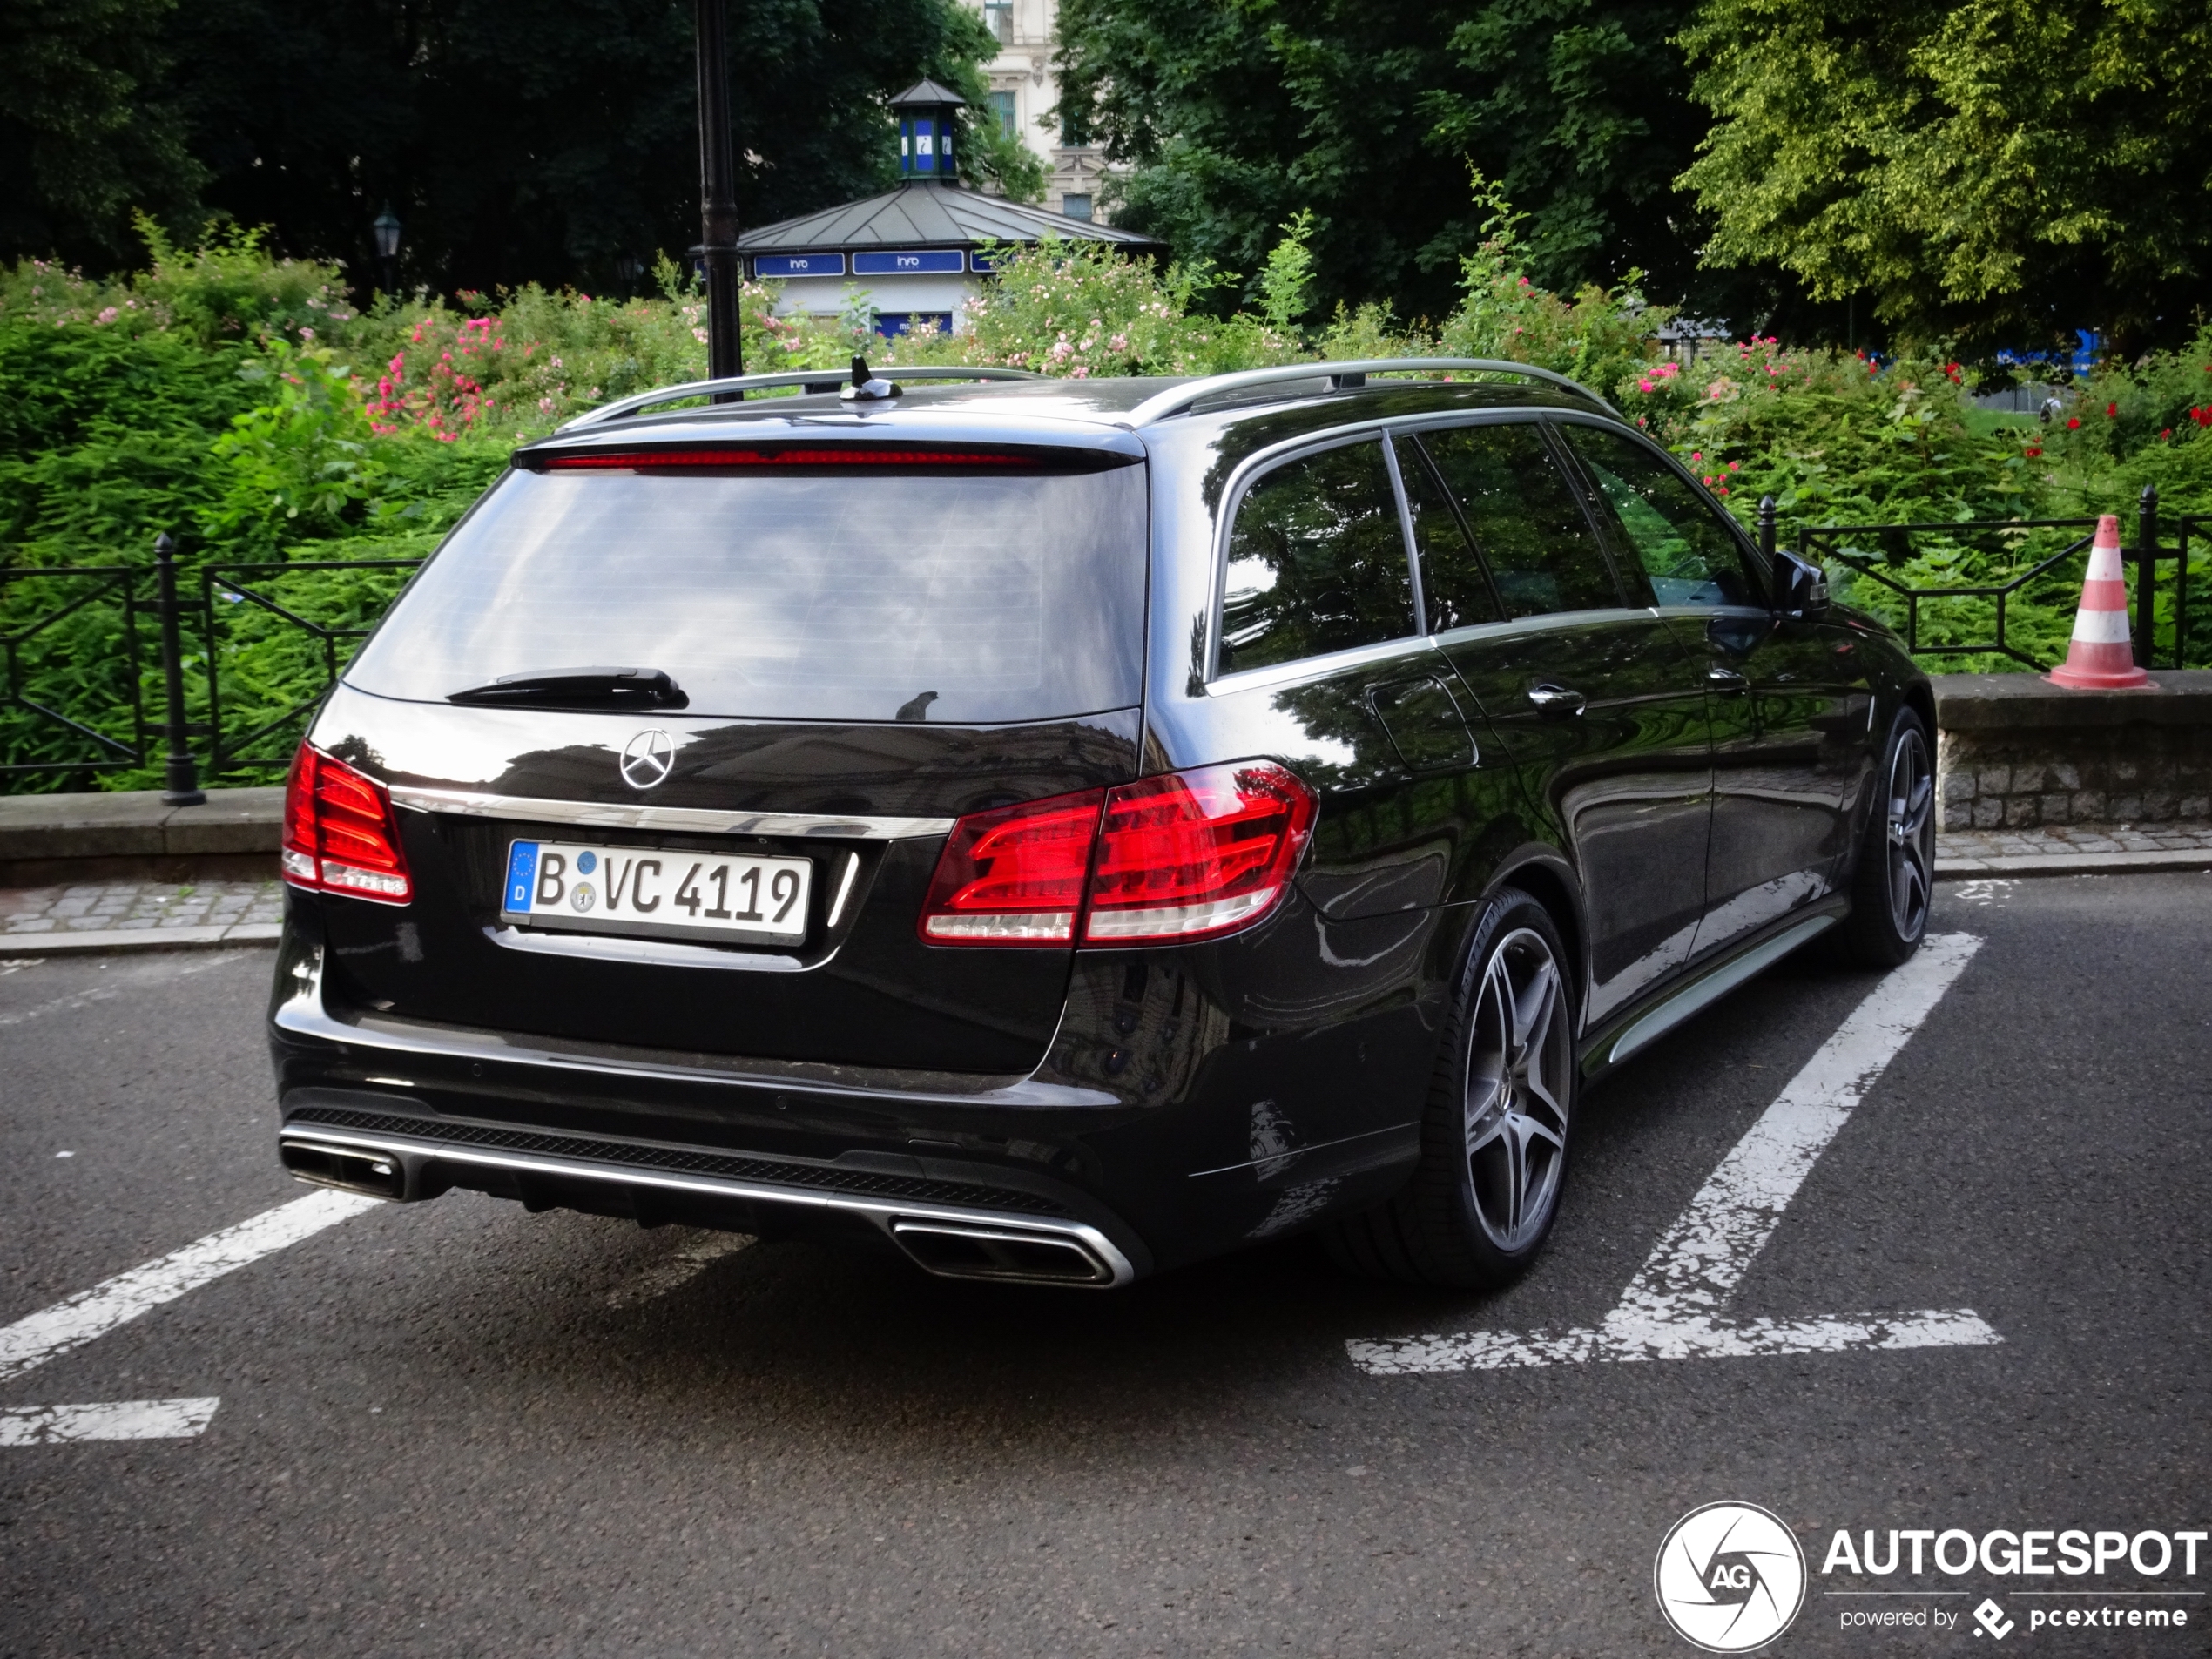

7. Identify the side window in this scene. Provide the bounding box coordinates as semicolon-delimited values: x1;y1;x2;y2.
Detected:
1561;426;1763;609
1218;439;1416;675
1398;438;1501;633
1414;423;1622;618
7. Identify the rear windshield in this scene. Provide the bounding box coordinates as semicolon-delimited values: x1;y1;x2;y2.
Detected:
344;463;1148;724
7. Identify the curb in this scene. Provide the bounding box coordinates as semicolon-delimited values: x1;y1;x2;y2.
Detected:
0;922;282;957
1934;848;2212;880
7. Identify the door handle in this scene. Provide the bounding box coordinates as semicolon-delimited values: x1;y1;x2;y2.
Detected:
1526;683;1586;718
1706;664;1750;691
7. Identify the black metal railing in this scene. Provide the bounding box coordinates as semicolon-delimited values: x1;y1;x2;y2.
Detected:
2;536;423;787
199;557;426;773
1757;487;2207;672
3;500;2207;792
0;562;149;781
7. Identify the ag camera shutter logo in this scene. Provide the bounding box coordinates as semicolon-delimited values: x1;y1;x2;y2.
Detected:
1655;1502;1808;1652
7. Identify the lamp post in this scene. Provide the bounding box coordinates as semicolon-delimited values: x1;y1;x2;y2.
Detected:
372;206;402;299
693;0;743;384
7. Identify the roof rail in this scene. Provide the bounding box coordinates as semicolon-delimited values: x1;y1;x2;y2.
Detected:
562;366;1051;430
1120;358;1617;428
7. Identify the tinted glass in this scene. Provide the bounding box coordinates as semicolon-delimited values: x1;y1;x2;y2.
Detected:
1563;426;1762;608
1418;424;1621;618
1399;439;1501;632
343;465;1148;723
1218;439;1416;675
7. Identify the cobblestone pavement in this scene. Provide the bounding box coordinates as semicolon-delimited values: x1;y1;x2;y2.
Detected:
0;878;282;936
1937;819;2212;860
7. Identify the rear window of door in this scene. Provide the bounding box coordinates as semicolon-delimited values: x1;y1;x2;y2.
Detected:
1555;425;1764;609
1412;423;1623;619
1217;438;1417;675
341;462;1149;725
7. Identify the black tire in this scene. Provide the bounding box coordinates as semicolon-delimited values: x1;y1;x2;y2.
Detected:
1325;887;1577;1289
1838;707;1936;968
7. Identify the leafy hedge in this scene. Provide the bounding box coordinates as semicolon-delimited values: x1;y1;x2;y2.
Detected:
5;212;2209;792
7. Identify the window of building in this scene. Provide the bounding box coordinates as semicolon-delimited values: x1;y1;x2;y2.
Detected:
983;1;1013;44
987;91;1017;136
1059;193;1093;222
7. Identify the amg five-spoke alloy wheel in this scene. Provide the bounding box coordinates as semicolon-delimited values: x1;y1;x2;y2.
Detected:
1840;709;1935;967
1327;888;1577;1288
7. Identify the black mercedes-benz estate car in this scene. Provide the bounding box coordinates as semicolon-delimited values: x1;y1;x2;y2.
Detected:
269;355;1937;1290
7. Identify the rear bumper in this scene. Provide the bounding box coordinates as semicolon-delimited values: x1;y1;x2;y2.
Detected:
268;934;1151;1285
276;1101;1134;1286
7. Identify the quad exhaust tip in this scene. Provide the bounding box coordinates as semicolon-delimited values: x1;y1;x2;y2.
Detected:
889;1219;1116;1286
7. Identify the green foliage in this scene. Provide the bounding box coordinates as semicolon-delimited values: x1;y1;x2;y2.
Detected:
0;0;205;264
9;0;1011;300
8;219;2212;791
1053;0;1707;321
1437;169;1668;395
1618;327;2212;667
1677;0;2212;354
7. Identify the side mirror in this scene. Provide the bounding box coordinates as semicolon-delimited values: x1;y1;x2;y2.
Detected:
1774;549;1830;621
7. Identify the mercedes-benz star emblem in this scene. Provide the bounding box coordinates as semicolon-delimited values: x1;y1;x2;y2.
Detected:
618;728;675;790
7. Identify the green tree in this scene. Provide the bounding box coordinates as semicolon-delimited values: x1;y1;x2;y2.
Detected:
1677;0;2212;354
4;0;1011;292
1053;0;1705;321
0;0;206;263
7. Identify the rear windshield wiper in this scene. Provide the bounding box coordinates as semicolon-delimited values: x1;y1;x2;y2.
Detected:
446;666;689;711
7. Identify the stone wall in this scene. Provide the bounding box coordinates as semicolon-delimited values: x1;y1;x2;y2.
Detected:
1933;671;2212;833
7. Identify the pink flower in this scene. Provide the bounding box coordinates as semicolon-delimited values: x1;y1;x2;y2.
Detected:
96;307;118;324
1638;378;1656;393
1690;451;1703;462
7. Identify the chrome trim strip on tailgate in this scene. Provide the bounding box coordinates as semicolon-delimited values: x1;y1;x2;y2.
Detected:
484;925;810;973
276;1123;1136;1287
388;786;954;841
272;947;1119;1109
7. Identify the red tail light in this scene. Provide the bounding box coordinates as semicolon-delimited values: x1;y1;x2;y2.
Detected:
918;788;1106;943
918;762;1315;948
282;745;413;905
1082;762;1316;943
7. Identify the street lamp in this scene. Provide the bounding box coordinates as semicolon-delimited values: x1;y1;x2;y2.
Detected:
372;206;402;298
692;0;743;385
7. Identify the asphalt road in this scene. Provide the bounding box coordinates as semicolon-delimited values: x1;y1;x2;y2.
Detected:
2;874;2207;1657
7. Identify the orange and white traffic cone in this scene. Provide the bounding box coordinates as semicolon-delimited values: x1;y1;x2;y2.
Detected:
2046;515;2150;689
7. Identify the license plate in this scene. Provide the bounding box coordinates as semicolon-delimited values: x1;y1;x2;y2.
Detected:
501;840;812;946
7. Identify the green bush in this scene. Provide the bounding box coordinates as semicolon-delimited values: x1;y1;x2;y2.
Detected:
6;213;2210;792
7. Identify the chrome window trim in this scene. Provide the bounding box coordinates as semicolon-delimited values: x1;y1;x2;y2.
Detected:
1205;632;1443;698
388;786;953;841
1206;427;1423;684
1202;408;1616;687
1426;606;1658;653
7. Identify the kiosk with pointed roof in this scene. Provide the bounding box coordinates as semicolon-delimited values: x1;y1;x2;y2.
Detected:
737;79;1163;337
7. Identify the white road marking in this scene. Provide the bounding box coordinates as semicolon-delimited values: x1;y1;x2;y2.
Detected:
0;1398;220;1445
1350;933;1996;1375
0;1189;379;1385
604;1231;754;1308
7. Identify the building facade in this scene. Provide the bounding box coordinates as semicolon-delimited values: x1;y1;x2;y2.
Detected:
962;0;1108;223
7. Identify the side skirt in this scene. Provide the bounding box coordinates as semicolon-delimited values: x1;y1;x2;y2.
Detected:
1576;900;1848;1085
